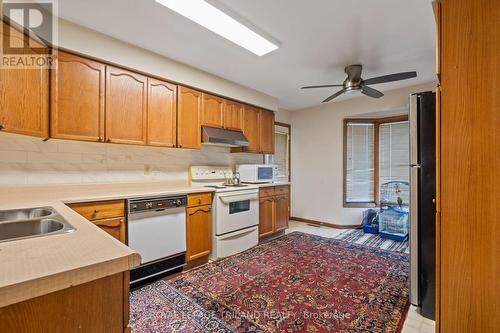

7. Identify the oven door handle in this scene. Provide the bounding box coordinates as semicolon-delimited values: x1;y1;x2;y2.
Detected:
218;226;258;240
219;194;258;204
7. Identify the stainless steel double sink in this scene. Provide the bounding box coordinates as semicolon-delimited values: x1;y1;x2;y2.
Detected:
0;207;75;243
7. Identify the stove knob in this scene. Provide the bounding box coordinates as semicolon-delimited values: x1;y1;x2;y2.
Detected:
176;199;182;206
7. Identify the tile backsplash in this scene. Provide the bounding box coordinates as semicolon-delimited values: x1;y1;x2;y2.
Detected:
0;133;263;186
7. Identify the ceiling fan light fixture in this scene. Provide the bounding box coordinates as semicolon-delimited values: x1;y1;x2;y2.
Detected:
155;0;279;56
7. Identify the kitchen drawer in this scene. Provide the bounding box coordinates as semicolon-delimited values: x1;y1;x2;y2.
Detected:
68;200;125;221
274;185;289;195
187;193;212;207
259;187;275;198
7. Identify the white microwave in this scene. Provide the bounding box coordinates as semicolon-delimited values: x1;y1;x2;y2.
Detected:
236;164;277;183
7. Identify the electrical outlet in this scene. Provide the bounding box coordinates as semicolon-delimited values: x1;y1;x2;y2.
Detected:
144;164;151;175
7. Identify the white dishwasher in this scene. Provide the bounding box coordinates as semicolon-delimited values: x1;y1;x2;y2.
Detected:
127;195;187;287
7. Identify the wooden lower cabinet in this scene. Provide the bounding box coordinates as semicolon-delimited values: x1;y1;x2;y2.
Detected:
259;186;290;239
186;193;212;262
259;196;275;238
0;272;131;333
68;200;126;243
274;195;289;232
93;217;126;243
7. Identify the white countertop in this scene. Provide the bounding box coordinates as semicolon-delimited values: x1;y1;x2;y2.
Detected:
0;181;215;307
250;181;291;188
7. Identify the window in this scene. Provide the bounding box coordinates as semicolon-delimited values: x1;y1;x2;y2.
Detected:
343;116;409;207
272;123;290;181
345;122;375;204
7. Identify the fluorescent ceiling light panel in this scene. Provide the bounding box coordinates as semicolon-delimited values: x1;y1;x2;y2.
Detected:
155;0;279;56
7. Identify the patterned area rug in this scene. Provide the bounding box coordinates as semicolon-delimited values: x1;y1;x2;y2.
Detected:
130;232;410;333
336;229;410;254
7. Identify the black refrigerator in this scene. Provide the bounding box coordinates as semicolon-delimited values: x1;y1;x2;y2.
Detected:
409;91;436;320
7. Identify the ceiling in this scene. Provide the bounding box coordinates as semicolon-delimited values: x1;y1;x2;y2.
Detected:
56;0;437;110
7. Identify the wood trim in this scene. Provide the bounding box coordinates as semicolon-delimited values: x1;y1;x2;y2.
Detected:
122;271;130;333
435;85;442;332
291;217;362;229
342;115;409;207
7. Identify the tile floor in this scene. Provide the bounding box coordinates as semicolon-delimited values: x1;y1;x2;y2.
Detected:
286;220;436;333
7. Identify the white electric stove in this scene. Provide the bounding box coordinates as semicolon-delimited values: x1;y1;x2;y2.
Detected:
190;166;259;260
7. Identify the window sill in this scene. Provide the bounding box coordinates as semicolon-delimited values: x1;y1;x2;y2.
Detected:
343;203;378;209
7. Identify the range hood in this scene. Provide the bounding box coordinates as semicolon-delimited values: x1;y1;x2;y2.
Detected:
201;126;249;147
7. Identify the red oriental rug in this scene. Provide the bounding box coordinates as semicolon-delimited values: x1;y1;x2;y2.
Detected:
130;232;410;333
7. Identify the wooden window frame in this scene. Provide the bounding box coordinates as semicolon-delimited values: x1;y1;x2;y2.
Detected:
343;115;408;208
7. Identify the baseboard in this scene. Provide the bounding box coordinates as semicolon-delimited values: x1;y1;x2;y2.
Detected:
290;216;362;229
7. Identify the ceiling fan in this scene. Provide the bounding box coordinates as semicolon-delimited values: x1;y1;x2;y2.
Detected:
301;65;417;103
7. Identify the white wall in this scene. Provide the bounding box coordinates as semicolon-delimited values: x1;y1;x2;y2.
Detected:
289;82;436;226
0;133;262;186
275;108;292;124
53;19;278;111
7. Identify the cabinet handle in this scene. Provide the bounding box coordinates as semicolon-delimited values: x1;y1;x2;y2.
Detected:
188;207;211;215
106;138;111;143
0;123;5;130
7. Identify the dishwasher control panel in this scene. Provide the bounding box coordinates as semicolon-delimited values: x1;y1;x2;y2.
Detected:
128;196;187;213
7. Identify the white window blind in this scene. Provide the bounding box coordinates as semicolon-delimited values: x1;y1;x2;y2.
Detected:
379;121;409;185
346;123;375;203
274;131;289;178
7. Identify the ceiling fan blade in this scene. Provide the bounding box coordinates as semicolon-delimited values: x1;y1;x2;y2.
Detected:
322;89;347;103
361;85;384;98
345;65;363;82
364;71;417;85
301;84;344;89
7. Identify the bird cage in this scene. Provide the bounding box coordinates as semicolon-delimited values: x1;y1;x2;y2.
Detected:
380;181;409;209
379;206;409;241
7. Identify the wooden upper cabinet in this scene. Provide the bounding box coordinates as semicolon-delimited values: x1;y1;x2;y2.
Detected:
147;78;177;147
223;100;243;131
177;86;201;149
242;105;261;153
0;23;48;138
201;93;224;128
51;51;105;142
259;109;275;154
105;66;147;145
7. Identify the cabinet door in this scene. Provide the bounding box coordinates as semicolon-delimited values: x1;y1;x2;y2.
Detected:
186;205;212;261
147;78;177;147
105;66;147;145
242;105;261;153
223;100;243;131
51;51;105;142
201;93;223;128
178;86;201;149
259;197;275;239
274;195;289;232
0;23;48;138
259;109;275;154
93;217;126;243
